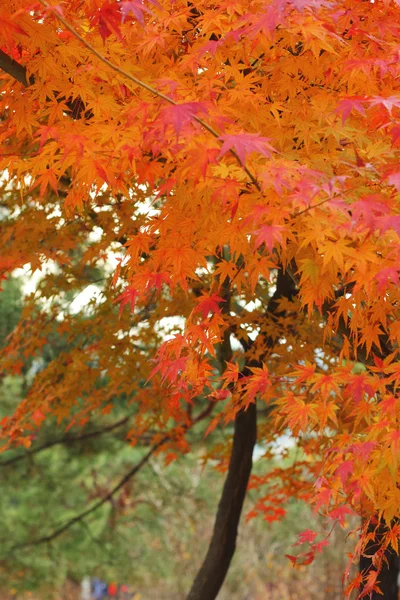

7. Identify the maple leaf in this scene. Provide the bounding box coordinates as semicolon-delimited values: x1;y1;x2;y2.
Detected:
196;39;222;58
291;362;316;385
183;145;220;180
114;287;138;314
335;96;367;125
286;554;298;566
31;409;46;427
151;356;188;383
0;12;28;48
36;125;59;150
359;569;379;598
344;572;363;597
244;364;271;402
313;539;329;553
313;486;332;513
159;102;208;138
253;224;283;252
374;267;399;292
281;393;317;433
32;167;60;199
214;260;238;284
245;0;287;37
262;505;286;522
92;2;123;42
350;196;389;231
194;292;225;319
295;529;317;545
221;362;240;388
390;124;400;147
369;95;400;115
360;323;384;357
120;0;159;25
386;171;400;191
349;441;376;463
209;388;230;402
328;505;354;526
345;373;375;404
336;461;354;486
217;133;276;165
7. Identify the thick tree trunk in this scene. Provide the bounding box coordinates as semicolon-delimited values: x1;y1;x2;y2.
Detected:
186;402;257;600
187;268;294;600
359;520;399;599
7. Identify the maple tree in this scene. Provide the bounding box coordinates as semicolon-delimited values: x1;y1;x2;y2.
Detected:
1;0;400;597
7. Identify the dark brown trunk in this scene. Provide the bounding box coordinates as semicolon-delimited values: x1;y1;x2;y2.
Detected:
359;520;399;599
186;402;257;600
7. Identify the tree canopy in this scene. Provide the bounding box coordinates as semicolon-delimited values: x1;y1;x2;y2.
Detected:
1;0;400;597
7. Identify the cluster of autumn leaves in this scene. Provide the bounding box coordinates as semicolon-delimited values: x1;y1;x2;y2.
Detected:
1;0;400;595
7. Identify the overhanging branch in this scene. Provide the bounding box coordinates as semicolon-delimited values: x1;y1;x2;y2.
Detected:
0;50;31;86
0;416;130;468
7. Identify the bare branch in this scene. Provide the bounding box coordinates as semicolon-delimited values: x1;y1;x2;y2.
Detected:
0;50;31;87
0;417;130;468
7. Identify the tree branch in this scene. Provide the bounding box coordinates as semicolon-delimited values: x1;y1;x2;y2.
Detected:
0;416;130;468
7;436;167;554
0;50;31;87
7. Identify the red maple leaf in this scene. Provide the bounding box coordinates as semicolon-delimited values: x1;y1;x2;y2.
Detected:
253;224;283;252
291;0;332;9
386;171;400;191
370;95;400;115
245;0;287;37
295;529;317;545
350;195;389;231
120;0;159;25
159;102;208;138
374;266;399;292
218;132;276;165
345;373;375;404
336;461;354;486
195;292;225;319
335;96;367;125
286;554;298;566
92;2;122;42
328;505;354;526
31;409;46;427
390;124;400;147
115;287;138;314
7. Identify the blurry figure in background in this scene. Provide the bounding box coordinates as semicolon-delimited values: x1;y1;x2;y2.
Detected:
108;581;118;599
81;576;91;600
92;577;108;600
119;584;129;600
